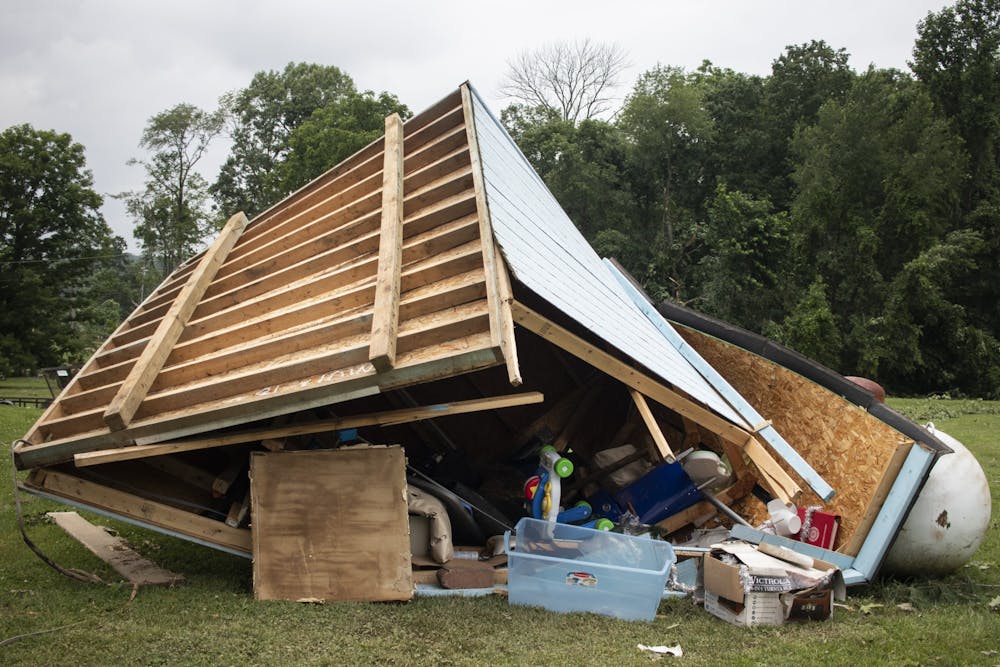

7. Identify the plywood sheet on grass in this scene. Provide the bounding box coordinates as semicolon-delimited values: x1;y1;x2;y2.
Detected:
250;446;412;602
676;326;912;550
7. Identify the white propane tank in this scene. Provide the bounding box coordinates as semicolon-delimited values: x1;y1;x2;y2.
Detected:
883;424;992;577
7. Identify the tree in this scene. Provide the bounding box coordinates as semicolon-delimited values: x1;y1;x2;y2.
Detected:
121;103;224;275
761;41;855;207
618;66;714;301
788;69;966;374
700;185;791;332
911;0;1000;207
277;91;411;194
501;105;636;244
876;230;1000;397
501;39;629;123
213;63;356;217
0;124;124;373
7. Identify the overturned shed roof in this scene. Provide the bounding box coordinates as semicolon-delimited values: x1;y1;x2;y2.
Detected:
15;84;796;477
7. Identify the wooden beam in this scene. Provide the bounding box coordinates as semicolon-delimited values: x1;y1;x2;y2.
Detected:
460;86;503;342
370;113;405;371
26;469;251;554
104;211;249;431
742;435;801;504
75;391;544;466
47;511;184;587
630;389;675;463
494;251;522;387
510;301;753;445
844;440;913;556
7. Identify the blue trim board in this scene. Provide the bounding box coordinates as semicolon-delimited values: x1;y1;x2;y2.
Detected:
729;524;855;570
605;259;835;502
730;441;937;584
849;442;936;580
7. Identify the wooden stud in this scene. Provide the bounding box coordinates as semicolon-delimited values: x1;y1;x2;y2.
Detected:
212;456;246;497
25;469;251;554
226;491;252;528
510;301;754;446
460;85;503;351
741;435;801;504
630;389;676;463
104;212;249;431
844;440;913;556
75;391;544;466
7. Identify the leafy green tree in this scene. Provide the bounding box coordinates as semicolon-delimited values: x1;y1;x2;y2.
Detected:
772;276;843;369
213;63;356;217
876;230;1000;397
502;105;636;244
121;103;224;275
762;41;855;207
0;124;124;373
277;91;410;194
912;0;1000;344
700;185;791;331
912;0;1000;207
695;63;772;198
789;69;966;373
618;66;715;301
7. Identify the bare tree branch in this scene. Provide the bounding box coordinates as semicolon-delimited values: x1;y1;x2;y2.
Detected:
500;39;629;123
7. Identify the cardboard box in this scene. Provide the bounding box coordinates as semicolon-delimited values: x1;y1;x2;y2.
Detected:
702;542;845;627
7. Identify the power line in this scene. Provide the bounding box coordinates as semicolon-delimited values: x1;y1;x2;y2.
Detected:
0;253;132;266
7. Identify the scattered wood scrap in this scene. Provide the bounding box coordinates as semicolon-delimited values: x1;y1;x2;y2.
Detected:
46;511;184;587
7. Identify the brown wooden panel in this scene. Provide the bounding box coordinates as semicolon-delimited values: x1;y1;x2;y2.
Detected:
677;326;911;550
250;447;412;602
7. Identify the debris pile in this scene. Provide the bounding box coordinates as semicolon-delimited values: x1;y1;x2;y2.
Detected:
15;83;989;623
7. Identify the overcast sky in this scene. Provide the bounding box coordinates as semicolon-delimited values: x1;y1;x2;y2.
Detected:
1;0;950;251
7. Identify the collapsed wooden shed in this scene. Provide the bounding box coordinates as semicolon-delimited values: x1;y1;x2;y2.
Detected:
13;83;941;591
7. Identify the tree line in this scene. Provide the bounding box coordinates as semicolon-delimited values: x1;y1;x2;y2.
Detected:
1;0;997;398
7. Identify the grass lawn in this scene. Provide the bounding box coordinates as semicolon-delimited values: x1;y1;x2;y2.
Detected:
0;397;997;666
0;376;52;400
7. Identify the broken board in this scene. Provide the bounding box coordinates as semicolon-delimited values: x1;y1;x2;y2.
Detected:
46;511;184;587
249;446;413;602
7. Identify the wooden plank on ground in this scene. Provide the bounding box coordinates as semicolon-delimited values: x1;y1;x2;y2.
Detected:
250;446;413;602
370;113;405;372
104;211;249;431
630;389;675;463
47;511;184;587
75;391;545;466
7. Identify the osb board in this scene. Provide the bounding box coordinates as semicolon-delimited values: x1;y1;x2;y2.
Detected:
250;446;413;602
676;326;912;550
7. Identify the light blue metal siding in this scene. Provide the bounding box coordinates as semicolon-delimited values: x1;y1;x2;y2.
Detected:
468;86;747;428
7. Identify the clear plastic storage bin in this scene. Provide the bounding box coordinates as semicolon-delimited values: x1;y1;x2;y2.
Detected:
505;517;675;621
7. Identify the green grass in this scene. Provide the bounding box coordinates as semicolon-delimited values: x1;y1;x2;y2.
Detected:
1;400;997;666
0;376;51;400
